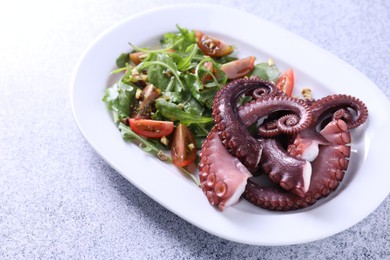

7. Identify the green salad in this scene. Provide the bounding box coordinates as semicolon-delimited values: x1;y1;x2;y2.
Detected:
102;25;285;185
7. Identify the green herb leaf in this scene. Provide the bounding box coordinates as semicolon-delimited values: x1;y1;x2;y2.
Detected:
102;79;135;123
249;62;280;82
177;44;199;71
116;53;130;68
138;54;184;92
155;99;213;125
183;96;205;115
183;73;219;108
161;25;196;51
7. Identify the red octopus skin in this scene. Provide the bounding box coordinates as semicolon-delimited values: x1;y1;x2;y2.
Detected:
259;138;312;198
243;119;352;211
309;94;368;129
287;129;329;161
212;77;279;173
200;75;368;211
236;95;314;197
213;78;313;174
199;128;252;211
241;94;368;211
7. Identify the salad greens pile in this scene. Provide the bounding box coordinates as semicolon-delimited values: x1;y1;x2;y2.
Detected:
102;25;281;184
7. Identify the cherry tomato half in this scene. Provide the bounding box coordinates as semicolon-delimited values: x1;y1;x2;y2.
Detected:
128;118;174;138
220;56;256;79
170;124;197;167
129;52;144;65
276;68;295;96
195;31;234;57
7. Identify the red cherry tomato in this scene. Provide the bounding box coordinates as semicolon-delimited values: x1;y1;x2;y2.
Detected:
129;52;144;65
276;68;295;96
171;124;197;167
199;61;216;84
128;119;174;138
220;56;256;79
195;31;234;57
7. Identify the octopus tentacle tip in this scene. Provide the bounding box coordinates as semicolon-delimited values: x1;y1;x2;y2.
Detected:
336;119;348;131
311;94;368;129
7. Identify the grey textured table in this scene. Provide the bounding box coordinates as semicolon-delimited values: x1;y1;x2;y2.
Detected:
1;0;389;259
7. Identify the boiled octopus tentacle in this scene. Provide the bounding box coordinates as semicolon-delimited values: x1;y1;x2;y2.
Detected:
199;127;252;210
332;108;353;122
237;96;313;137
309;94;368;129
212;77;280;172
235;96;314;196
287;129;329;161
259;138;312;197
199;76;368;211
243;118;352;211
241;95;367;210
320;119;351;144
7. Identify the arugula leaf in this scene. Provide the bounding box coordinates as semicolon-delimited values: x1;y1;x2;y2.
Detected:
160;32;179;48
155;99;213;125
183;96;205;115
102;79;135;123
116;53;130;68
195;58;228;86
188;123;213;138
176;25;196;43
184;58;228;108
161;25;196;52
213;55;238;64
183;73;218;109
249;62;280;82
177;44;199;71
138;53;185;92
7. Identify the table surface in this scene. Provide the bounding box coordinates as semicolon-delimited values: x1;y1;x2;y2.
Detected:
1;0;389;259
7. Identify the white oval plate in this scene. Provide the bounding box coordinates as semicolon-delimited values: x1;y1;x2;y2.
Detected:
70;4;390;246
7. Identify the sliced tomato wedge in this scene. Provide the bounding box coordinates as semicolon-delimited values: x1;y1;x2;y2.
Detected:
170;124;197;167
220;56;256;79
276;68;295;96
128;119;174;138
203;61;213;71
133;84;161;119
199;61;215;84
129;52;145;65
195;31;234;57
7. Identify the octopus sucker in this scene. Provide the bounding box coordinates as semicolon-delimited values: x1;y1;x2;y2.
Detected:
287;129;329;161
259;138;312;197
199;128;252;211
199;77;368;211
